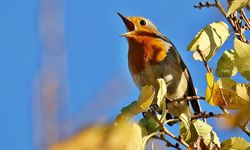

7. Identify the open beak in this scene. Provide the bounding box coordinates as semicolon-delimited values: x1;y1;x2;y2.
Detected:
117;12;135;37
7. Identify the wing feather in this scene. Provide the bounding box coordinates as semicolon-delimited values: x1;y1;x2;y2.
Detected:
162;36;202;113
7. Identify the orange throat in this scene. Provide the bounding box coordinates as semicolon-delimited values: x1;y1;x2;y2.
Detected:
127;36;167;74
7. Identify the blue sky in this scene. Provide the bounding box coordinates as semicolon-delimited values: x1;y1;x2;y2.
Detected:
0;0;249;149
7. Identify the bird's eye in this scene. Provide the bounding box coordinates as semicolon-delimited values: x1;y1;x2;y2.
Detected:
140;20;146;26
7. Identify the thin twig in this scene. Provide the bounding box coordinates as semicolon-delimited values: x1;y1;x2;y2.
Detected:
164;110;250;137
215;0;247;42
214;0;226;17
194;0;248;42
239;9;250;30
238;124;250;137
153;135;182;150
194;1;216;9
166;112;225;125
169;95;206;103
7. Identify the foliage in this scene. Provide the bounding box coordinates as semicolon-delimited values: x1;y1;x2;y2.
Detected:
49;1;250;150
187;21;230;61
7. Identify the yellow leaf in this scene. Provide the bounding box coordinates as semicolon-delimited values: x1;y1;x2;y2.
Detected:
179;113;191;130
228;101;250;127
221;137;250;150
206;72;215;88
193;120;219;146
205;73;227;106
206;83;227;106
217;78;249;109
188;136;219;150
156;78;167;110
49;122;146;150
181;120;220;146
138;85;155;111
116;85;155;122
187;22;230;61
234;38;250;81
205;74;249;109
236;83;250;100
227;0;250;17
126;123;147;150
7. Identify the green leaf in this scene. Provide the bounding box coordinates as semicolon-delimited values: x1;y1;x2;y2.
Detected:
192;120;214;145
187;22;230;61
221;137;250;150
216;49;237;77
179;113;191;130
121;101;138;112
227;0;250;17
216;38;250;80
139;117;158;134
181;120;220;146
180;121;193;142
234;38;250;81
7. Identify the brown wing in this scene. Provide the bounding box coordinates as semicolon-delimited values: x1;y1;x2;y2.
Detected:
179;57;202;114
162;36;202;114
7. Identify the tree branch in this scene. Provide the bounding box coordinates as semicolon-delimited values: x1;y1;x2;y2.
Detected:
194;1;216;9
169;95;206;103
195;0;248;42
146;112;189;148
239;9;250;30
164;110;250;137
215;0;247;42
214;0;227;17
153;135;182;150
165;112;225;125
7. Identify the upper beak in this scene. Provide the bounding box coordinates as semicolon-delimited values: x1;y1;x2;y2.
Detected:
117;12;135;33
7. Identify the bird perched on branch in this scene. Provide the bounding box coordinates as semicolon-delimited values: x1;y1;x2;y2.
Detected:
118;13;201;117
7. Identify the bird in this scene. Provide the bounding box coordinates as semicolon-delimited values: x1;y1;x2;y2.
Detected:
118;13;201;117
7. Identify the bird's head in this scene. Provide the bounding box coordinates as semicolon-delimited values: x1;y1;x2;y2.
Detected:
118;13;161;38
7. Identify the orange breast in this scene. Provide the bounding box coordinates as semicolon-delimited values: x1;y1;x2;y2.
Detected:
128;36;167;74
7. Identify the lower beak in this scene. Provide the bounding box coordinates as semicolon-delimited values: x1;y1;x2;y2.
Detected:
117;12;135;32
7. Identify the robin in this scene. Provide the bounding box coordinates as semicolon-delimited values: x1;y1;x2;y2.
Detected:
118;13;201;117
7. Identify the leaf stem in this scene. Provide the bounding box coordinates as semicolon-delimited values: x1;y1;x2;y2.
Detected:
196;48;211;73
